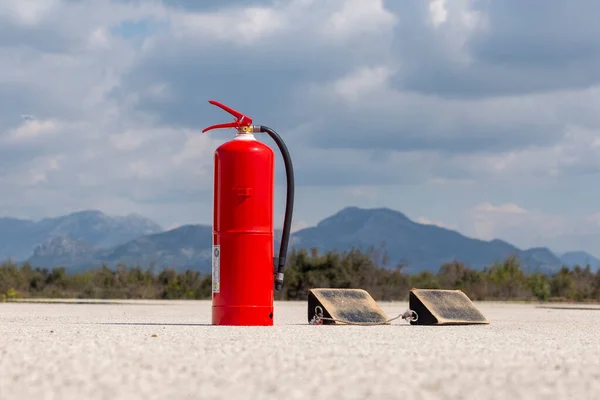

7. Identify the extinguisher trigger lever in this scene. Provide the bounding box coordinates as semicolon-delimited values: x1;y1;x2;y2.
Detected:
202;100;254;133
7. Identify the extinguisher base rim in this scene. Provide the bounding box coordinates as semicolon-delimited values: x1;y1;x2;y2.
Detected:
212;305;275;326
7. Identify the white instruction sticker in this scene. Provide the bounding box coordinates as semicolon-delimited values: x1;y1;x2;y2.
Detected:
212;245;220;293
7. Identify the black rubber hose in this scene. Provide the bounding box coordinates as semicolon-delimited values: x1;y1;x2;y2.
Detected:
259;125;294;291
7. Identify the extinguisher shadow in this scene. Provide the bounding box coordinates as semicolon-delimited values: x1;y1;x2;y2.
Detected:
92;322;213;326
91;321;417;327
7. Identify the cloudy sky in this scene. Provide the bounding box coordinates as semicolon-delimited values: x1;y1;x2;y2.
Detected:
1;0;599;256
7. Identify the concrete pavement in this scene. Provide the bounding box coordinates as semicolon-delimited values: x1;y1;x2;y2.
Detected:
1;300;599;399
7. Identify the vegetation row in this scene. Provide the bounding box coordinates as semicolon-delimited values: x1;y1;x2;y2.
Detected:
1;247;599;303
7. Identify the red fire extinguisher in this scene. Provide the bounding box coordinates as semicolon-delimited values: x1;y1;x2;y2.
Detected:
202;100;295;326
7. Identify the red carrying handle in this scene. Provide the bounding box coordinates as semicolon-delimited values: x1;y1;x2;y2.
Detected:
202;100;253;133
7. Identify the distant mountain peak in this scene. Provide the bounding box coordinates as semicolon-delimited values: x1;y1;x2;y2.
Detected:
489;238;515;246
68;209;105;216
562;250;598;257
524;246;549;251
336;205;408;216
559;251;600;270
292;206;562;274
123;212;148;220
57;209;163;232
32;236;94;257
317;206;410;228
0;209;164;262
1;204;593;275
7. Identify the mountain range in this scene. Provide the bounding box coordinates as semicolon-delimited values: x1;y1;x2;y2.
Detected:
1;207;598;274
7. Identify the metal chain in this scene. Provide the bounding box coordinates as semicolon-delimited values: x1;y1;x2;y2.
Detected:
309;305;418;326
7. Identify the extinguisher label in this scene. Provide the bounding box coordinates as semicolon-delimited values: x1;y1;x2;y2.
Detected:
212;245;220;293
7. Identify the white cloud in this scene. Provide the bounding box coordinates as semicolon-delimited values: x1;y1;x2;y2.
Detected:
171;6;285;44
15;154;63;187
109;130;146;151
469;202;534;241
467;202;600;254
323;0;397;40
87;27;111;49
291;220;310;233
3;118;62;142
2;0;59;26
171;130;220;170
345;186;379;201
473;203;528;215
445;123;600;182
1;0;600;256
329;66;393;103
145;83;173;102
428;0;448;27
416;216;457;230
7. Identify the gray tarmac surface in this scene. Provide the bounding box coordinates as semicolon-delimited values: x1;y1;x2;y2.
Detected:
1;299;600;400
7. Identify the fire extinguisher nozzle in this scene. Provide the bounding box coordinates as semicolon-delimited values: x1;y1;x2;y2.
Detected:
275;272;284;290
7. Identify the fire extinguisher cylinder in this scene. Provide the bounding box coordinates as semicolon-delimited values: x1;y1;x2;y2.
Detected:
202;100;295;326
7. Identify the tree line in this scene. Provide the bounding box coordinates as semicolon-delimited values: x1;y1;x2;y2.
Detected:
1;247;599;302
